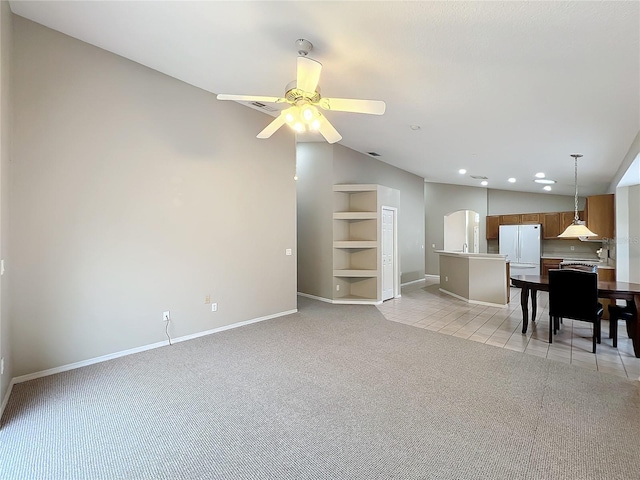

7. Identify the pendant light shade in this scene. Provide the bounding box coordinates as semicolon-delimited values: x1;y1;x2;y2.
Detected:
558;154;598;238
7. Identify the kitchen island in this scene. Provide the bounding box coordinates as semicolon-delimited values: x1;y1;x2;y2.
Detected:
436;251;510;307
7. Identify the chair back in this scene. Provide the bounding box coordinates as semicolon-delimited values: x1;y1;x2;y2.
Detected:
559;263;598;273
548;269;599;323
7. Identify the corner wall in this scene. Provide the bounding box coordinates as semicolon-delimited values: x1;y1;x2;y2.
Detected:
332;145;425;284
425;183;487;275
10;17;297;377
0;0;12;407
296;143;334;300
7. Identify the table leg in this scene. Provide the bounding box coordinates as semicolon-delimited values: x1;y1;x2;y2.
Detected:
632;294;640;358
531;290;538;323
521;286;530;334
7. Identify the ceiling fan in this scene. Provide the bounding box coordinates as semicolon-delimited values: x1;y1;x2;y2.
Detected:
216;39;386;144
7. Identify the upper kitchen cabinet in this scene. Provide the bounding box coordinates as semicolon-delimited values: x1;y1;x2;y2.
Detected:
584;194;615;240
486;215;500;240
542;213;560;238
499;214;521;225
521;213;542;224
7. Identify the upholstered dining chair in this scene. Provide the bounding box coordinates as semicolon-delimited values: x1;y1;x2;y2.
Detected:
548;269;603;353
608;301;637;348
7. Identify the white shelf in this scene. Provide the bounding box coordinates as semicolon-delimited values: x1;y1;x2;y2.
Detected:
333;241;377;249
333;184;380;303
333;212;378;220
333;269;378;278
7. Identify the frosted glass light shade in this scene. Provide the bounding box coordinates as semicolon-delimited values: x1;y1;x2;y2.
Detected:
558;223;598;238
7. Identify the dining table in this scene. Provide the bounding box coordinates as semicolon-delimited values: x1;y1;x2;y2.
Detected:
510;275;640;358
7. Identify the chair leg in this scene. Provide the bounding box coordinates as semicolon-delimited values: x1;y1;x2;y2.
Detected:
592;328;597;353
612;316;618;348
549;314;553;344
597;320;601;344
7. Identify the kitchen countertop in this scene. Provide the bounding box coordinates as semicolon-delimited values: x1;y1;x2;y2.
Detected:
540;255;615;270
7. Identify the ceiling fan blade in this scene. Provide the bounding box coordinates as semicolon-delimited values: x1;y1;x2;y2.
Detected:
256;111;287;139
217;94;285;104
319;97;386;115
297;56;322;93
318;117;342;144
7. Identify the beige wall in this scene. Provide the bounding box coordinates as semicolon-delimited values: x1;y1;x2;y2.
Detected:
487;190;584;215
332;145;425;284
296;143;334;299
615;185;640;283
11;17;297;377
0;1;12;403
425;183;487;275
296;142;425;299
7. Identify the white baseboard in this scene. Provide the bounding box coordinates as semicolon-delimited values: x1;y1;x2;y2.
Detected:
297;292;383;305
297;292;333;303
10;308;298;387
425;274;440;280
438;288;507;308
401;278;426;287
0;379;15;422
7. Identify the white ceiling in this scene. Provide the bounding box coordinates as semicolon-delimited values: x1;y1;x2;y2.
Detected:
9;1;640;196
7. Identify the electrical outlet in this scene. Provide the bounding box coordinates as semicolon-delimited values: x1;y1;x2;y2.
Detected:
432;244;436;248
445;276;449;282
570;246;575;251
336;285;340;291
163;311;170;322
285;248;292;256
211;303;218;312
205;295;211;304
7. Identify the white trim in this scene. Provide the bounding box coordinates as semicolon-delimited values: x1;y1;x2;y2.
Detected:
401;278;426;287
10;309;298;386
425;274;440;279
438;288;508;308
297;292;382;305
170;309;297;345
333;299;382;305
297;292;333;303
0;379;15;422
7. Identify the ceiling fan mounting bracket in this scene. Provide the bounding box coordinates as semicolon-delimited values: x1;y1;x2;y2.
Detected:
296;39;313;56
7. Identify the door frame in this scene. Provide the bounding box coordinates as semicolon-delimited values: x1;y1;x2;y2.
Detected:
381;206;399;300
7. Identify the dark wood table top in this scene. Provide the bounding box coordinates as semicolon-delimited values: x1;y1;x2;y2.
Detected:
511;275;640;296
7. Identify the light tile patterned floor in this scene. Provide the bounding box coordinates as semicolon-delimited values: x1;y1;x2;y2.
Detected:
378;278;640;381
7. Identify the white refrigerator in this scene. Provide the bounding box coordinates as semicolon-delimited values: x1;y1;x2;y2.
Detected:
499;224;541;276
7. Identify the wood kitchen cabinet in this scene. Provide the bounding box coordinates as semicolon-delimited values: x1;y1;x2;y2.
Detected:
584;194;615;240
541;258;562;276
486;215;500;240
499;214;521;225
521;213;542;224
542;213;560;238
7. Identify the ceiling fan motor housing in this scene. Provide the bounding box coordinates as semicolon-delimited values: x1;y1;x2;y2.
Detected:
284;80;320;104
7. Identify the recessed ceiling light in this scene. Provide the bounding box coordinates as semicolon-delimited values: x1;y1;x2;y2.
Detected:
508;178;516;183
534;179;556;184
458;169;467;174
481;180;488;186
535;172;546;178
543;186;552;191
410;125;421;130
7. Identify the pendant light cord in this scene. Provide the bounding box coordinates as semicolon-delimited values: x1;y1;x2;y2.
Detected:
570;153;582;223
573;156;579;222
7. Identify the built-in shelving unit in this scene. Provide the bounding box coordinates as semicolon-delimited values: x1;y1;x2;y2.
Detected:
333;184;380;303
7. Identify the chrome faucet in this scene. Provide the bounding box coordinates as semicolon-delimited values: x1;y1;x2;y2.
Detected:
463;243;468;253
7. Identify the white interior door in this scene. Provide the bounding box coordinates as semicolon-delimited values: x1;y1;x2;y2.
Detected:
382;207;395;301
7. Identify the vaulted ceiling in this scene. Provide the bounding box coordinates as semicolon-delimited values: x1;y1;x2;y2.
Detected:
9;1;640;195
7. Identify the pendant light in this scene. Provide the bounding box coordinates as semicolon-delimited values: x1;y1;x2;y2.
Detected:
558;154;598;238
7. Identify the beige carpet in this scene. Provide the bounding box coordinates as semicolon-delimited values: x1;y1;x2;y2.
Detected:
1;296;639;479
